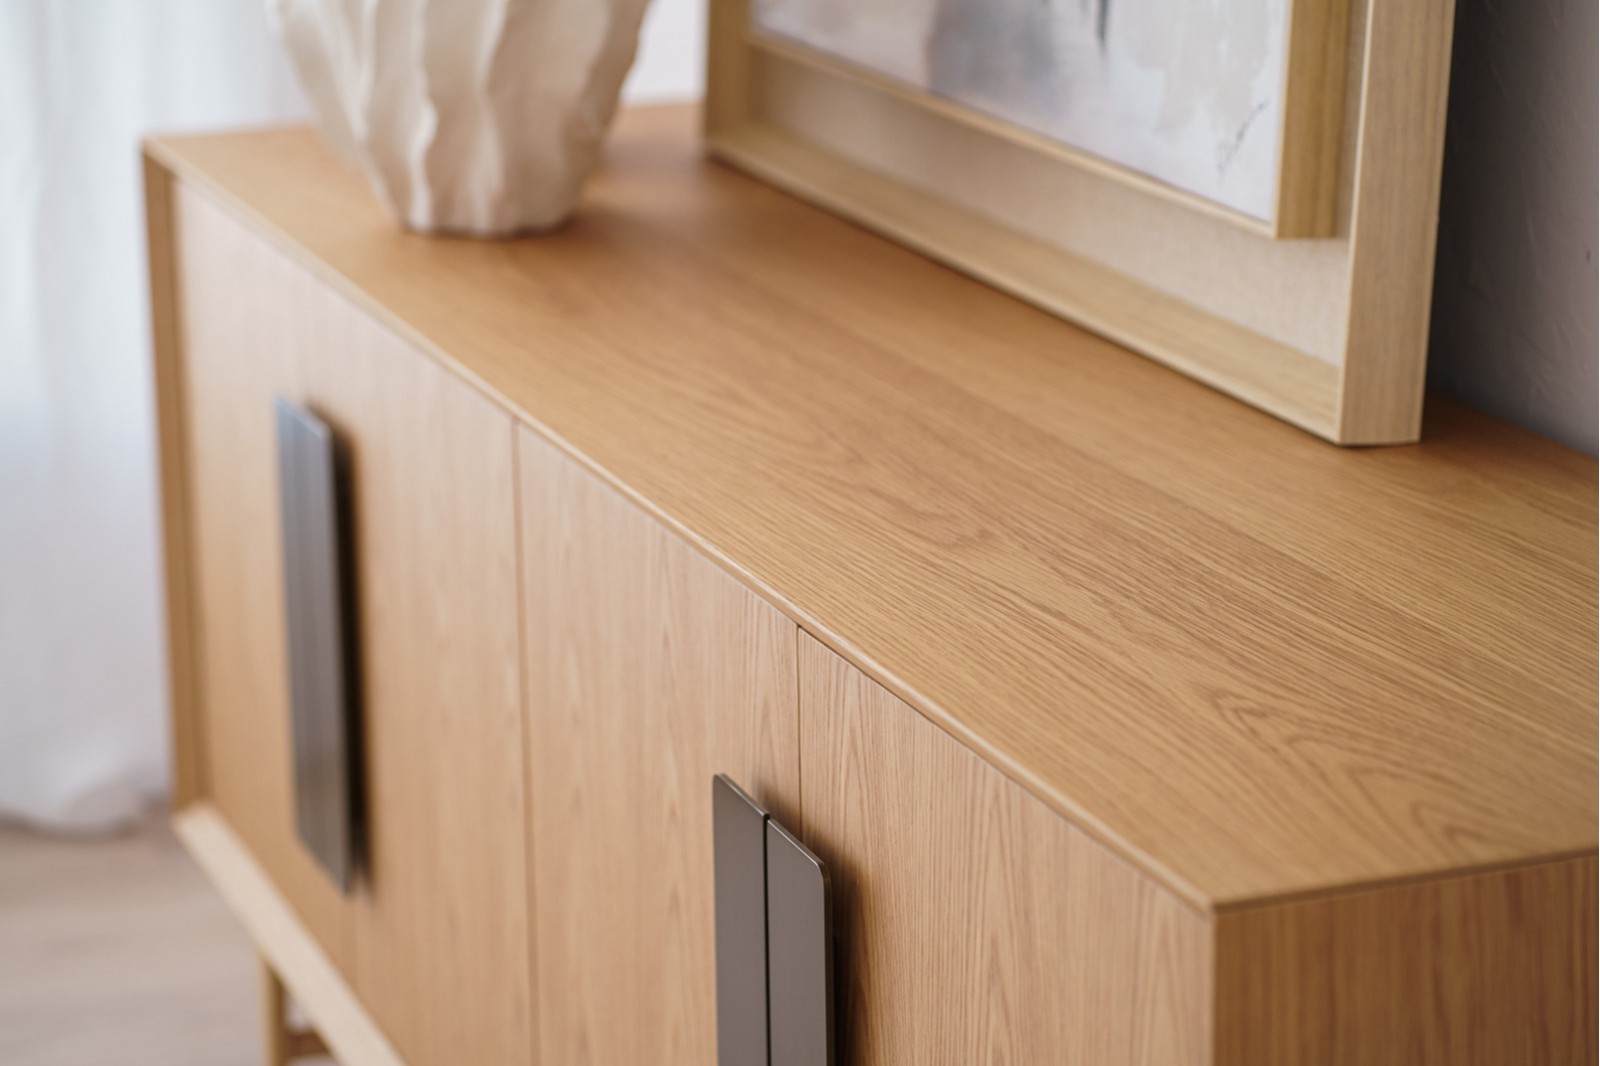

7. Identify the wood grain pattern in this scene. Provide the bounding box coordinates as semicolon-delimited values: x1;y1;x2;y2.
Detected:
1216;856;1599;1065
177;806;403;1066
707;119;1340;434
798;636;1212;1065
707;5;1382;435
167;178;533;1065
1336;0;1459;442
296;257;533;1066
733;44;1353;406
145;113;1596;911
706;0;1453;442
169;181;348;966
517;427;800;1065
1275;0;1354;236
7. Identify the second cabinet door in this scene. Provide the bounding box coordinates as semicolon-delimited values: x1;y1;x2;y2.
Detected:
798;634;1212;1066
299;299;533;1066
518;428;801;1065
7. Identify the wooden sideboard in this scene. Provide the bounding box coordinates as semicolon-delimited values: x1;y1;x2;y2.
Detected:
145;105;1597;1066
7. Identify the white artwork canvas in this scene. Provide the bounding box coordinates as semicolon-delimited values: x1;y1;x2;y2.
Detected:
751;0;1290;220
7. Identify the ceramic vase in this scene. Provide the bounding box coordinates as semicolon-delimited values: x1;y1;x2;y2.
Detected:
268;0;653;235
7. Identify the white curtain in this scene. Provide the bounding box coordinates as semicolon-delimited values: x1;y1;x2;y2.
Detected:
0;0;701;832
0;1;309;831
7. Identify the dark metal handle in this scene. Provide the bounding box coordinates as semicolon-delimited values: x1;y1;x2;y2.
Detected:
714;775;770;1066
713;774;834;1066
276;397;362;893
766;820;835;1066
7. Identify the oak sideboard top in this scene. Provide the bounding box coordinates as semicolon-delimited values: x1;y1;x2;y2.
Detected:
145;105;1597;913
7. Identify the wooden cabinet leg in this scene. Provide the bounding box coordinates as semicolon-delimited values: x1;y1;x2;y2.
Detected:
260;955;292;1066
259;954;331;1064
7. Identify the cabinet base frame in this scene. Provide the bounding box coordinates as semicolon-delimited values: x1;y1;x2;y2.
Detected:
260;953;330;1065
174;805;403;1066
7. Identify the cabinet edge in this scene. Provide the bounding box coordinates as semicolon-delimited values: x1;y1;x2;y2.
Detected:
1212;852;1599;1065
173;804;405;1066
145;152;207;808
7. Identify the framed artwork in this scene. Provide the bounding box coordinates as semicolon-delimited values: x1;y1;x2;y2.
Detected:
748;0;1347;234
705;0;1459;444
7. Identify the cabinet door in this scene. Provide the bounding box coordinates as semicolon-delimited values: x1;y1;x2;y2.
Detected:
797;634;1210;1066
175;184;532;1065
518;428;800;1065
300;266;532;1066
175;184;346;966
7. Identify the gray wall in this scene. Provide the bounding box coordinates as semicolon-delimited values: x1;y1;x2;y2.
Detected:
1429;0;1597;454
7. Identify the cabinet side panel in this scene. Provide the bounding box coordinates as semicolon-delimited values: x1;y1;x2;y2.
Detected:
797;634;1211;1066
1216;856;1599;1065
170;183;348;967
518;426;801;1066
145;155;202;808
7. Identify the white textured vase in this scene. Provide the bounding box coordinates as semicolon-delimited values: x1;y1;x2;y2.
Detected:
267;0;653;235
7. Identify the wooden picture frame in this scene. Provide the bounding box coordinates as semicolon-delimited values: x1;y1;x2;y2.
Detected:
705;0;1460;445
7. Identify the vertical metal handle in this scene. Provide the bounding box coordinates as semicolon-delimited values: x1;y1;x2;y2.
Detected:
276;397;361;893
714;775;770;1066
766;821;835;1066
713;774;834;1066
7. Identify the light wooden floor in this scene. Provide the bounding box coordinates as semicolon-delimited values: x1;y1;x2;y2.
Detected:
0;817;331;1066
